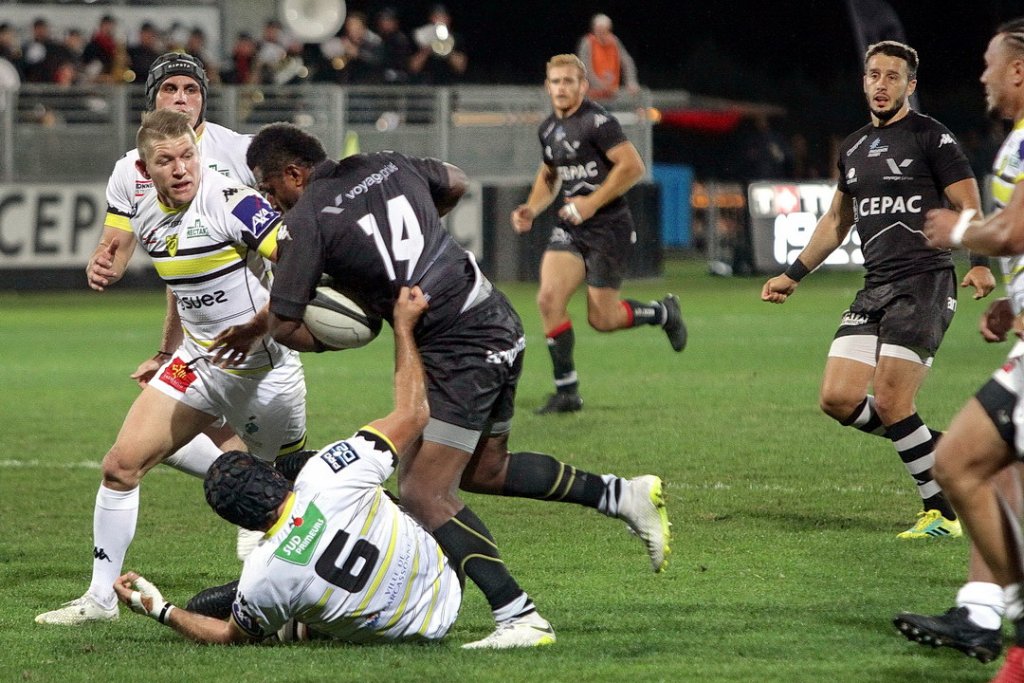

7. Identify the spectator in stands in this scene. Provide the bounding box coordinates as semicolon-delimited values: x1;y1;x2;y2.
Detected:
255;19;291;84
127;22;163;81
22;18;61;83
0;23;23;77
224;32;258;85
82;14;126;83
409;4;467;85
375;7;412;84
576;14;639;100
186;28;220;84
318;11;383;84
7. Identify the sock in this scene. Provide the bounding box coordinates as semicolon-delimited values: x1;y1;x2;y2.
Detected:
431;507;530;617
840;395;886;436
163;433;222;478
545;322;578;395
622;299;665;327
87;485;140;608
957;581;1005;630
503;451;616;512
886;413;955;519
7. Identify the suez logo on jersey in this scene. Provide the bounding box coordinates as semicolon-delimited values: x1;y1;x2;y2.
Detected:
177;290;228;310
230;194;278;238
748;182;864;268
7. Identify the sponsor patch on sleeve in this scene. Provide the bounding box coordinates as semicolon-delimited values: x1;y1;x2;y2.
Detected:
230;592;266;638
231;194;280;239
320;441;361;472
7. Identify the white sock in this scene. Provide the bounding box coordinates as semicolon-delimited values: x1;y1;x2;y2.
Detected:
597;474;621;516
87;485;139;609
163;433;222;478
956;581;1004;630
1005;583;1024;623
492;593;532;623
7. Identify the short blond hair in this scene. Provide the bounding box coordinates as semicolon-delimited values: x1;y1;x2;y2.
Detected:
136;109;197;162
546;54;586;79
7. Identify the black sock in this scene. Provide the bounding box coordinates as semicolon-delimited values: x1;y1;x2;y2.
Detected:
886;413;956;520
546;324;578;394
503;451;608;509
624;299;665;327
432;507;525;612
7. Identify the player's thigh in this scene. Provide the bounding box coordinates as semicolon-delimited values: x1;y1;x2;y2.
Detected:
111;384;215;476
538;250;585;309
872;352;930;414
215;360;307;462
935;396;1015;486
820;338;876;412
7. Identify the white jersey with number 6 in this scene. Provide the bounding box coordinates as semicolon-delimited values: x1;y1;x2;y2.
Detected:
231;427;462;642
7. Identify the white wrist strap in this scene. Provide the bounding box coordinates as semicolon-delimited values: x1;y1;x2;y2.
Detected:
949;208;977;247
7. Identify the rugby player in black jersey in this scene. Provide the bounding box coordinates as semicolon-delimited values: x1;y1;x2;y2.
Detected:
761;40;995;540
511;54;686;415
243;124;672;649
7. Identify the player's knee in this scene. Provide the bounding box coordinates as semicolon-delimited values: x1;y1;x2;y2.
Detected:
100;446;144;488
871;393;912;426
461;439;509;493
819;392;856;422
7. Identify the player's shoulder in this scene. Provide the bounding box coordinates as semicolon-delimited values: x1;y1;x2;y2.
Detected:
538;111;558;137
839;122;874;152
109;148;142;176
202;121;251;143
903;110;952;133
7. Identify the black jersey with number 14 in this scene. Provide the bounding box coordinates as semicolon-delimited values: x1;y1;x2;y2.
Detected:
269;152;482;335
836;110;973;287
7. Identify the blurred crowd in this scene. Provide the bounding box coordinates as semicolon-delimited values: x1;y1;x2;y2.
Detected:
0;4;476;91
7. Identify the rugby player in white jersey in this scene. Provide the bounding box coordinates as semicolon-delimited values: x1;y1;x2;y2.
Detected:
893;19;1024;677
36;109;307;627
85;52;263;564
112;286;465;645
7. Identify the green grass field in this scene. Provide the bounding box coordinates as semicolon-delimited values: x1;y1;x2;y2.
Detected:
0;257;1011;682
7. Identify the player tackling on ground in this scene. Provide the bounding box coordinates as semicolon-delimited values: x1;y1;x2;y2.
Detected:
511;54;686;415
761;40;994;540
114;287;468;645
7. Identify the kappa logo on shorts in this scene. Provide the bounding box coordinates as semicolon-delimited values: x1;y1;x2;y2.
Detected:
840;311;869;327
159;357;197;393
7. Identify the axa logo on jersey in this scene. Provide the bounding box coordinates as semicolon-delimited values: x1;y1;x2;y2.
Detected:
231;194;279;238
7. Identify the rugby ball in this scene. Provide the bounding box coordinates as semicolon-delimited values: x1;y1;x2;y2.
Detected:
303;287;382;351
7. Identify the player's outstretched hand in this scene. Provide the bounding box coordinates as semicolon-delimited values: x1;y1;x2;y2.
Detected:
962;265;996;300
210;319;266;367
393;286;428;334
86;241;119;291
980;297;1013;343
923;208;960;249
761;274;798;304
115;571;173;622
510;204;535;234
130;357;163;388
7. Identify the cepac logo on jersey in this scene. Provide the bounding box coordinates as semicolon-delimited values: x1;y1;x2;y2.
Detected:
557;161;599;181
274;501;327;566
857;195;922;216
231;194;278;238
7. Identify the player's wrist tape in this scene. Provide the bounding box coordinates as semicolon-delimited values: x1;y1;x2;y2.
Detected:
784;259;810;282
129;591;175;623
969;252;992;268
949;209;977;247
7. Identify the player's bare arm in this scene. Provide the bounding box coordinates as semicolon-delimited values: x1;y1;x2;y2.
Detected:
435;162;468;217
86;226;137;291
114;572;256;645
559;141;644;226
269;313;324;353
941;175;996;299
980;297;1014;343
369;286;430;458
927;180;1024;256
130;289;185;387
761;189;854;303
512;162;560;234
